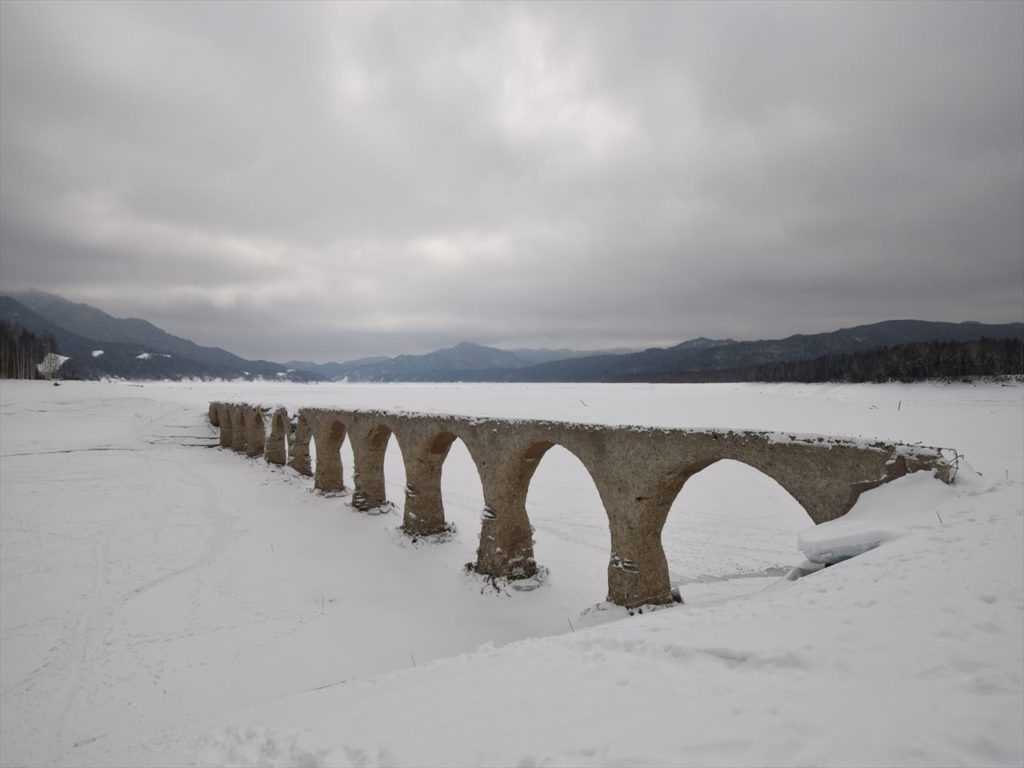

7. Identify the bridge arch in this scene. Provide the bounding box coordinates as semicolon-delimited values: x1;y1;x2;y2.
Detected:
398;426;488;538
472;435;608;582
520;441;611;597
659;454;813;520
660;457;813;598
517;438;607;496
598;444;879;608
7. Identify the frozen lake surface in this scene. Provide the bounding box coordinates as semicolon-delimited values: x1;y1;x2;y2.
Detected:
1;380;1021;766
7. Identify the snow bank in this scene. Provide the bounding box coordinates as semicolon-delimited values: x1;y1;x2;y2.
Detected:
96;465;1024;768
798;469;988;563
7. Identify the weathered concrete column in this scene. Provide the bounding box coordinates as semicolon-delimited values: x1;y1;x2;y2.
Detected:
349;423;392;512
474;469;538;579
452;431;547;579
217;403;233;448
245;406;266;458
603;490;674;608
288;413;312;477
570;433;679;608
264;407;288;466
399;431;454;536
229;405;247;453
312;419;346;494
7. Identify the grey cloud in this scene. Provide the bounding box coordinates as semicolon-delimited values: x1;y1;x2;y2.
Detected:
1;1;1020;362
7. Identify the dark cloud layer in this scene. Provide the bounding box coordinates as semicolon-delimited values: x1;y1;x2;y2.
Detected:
1;1;1021;361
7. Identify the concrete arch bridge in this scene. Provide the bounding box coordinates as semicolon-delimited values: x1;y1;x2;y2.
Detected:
208;401;953;608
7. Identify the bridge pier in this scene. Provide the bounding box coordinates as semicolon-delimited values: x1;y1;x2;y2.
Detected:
604;495;674;608
288;414;312;476
230;406;246;453
217;403;233;448
313;419;346;493
265;407;288;466
400;433;452;536
470;440;547;580
349;423;392;511
245;406;266;458
474;478;537;580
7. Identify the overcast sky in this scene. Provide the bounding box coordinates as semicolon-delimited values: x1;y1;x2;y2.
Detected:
1;1;1021;362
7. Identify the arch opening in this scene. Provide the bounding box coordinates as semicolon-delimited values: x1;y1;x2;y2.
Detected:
340;433;355;493
380;427;406;515
661;458;813;605
523;442;609;601
436;434;485;559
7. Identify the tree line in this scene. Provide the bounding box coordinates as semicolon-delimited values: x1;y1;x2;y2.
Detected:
652;338;1024;384
0;322;58;379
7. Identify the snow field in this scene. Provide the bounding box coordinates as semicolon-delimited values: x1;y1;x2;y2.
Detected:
1;379;1021;767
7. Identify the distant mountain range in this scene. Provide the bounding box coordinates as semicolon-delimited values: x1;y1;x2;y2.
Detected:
283;357;391;380
0;291;314;381
290;320;1023;383
507;320;1024;383
2;289;1021;382
285;344;652;382
289;342;654;382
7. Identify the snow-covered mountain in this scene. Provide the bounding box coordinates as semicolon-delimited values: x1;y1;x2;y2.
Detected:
1;291;316;380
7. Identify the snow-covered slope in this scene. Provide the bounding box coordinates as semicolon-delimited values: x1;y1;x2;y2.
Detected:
1;380;1020;767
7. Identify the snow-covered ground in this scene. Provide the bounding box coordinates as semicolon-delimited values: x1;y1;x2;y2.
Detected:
1;380;1021;767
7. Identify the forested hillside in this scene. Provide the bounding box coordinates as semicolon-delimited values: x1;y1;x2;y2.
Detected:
634;338;1024;384
0;321;57;379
